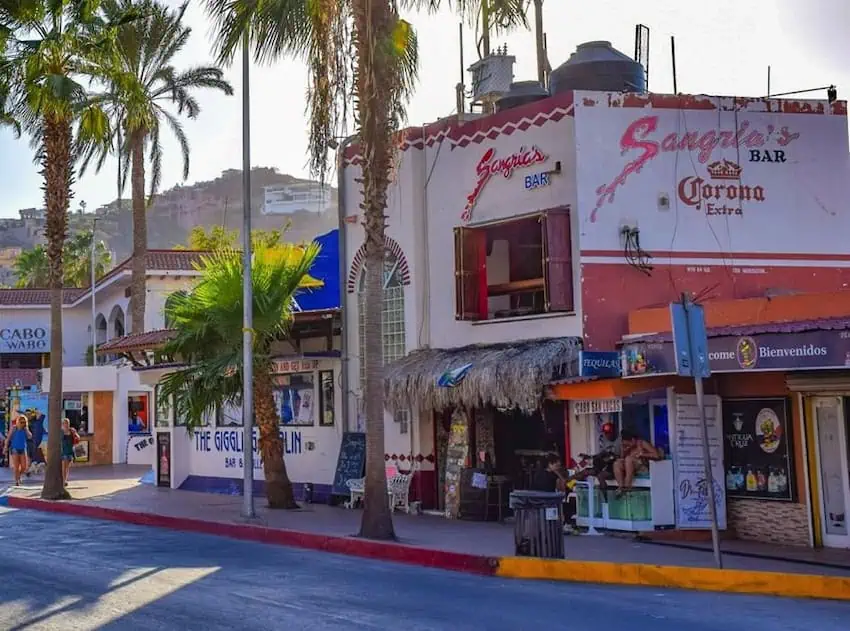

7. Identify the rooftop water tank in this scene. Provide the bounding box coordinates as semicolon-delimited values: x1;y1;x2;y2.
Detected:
496;81;550;112
549;41;645;95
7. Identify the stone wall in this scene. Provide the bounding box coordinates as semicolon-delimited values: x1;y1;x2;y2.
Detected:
727;498;810;547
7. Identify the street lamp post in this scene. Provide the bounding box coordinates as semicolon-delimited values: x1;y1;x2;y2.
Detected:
91;217;98;366
241;32;255;519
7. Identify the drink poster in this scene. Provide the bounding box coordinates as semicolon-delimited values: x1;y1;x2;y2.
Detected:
672;393;728;529
723;398;794;501
444;409;470;519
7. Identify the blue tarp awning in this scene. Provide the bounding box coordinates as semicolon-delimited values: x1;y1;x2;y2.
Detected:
293;229;340;312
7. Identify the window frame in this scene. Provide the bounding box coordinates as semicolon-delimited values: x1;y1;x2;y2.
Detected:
273;371;317;427
318;369;335;427
357;249;406;393
454;207;574;321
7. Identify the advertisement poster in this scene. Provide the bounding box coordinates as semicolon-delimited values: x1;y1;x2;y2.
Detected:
673;393;727;530
723;398;794;501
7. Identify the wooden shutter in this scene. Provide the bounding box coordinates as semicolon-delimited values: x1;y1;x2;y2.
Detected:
454;226;487;320
541;207;574;312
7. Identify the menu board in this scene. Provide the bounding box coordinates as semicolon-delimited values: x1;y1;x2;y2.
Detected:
723;398;794;501
444;410;470;519
331;432;366;496
673;393;727;530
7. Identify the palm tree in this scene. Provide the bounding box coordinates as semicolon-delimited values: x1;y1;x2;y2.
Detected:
64;230;112;285
12;232;110;288
1;0;127;500
13;247;50;288
205;0;529;540
159;243;321;508
85;0;232;334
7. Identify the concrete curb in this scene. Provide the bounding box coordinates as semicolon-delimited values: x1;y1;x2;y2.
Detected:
4;496;497;576
496;557;850;601
6;496;850;601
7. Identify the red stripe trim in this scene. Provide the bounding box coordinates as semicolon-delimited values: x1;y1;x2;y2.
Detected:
581;250;850;262
6;496;498;576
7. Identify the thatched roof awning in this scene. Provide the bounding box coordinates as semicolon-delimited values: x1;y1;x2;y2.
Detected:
385;337;581;414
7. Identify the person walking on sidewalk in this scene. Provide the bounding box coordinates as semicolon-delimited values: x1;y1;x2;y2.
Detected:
4;416;32;485
60;418;79;487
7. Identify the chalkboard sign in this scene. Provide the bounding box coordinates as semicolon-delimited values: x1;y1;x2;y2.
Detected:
332;432;366;496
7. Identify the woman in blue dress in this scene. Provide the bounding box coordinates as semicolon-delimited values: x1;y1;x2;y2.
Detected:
4;416;32;485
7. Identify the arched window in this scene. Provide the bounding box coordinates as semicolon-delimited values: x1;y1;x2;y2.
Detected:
108;305;125;340
164;290;187;328
357;251;406;393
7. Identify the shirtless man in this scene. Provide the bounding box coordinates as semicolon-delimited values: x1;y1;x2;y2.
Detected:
614;429;663;496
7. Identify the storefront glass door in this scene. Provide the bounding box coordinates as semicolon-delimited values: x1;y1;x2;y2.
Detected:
813;397;850;548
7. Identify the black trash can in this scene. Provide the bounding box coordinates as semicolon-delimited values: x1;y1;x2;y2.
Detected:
510;490;565;559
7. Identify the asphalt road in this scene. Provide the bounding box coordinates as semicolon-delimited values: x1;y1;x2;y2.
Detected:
0;507;847;631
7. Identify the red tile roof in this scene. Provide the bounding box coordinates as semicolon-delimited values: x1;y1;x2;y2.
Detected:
0;369;39;390
96;329;177;354
0;250;208;306
0;289;86;305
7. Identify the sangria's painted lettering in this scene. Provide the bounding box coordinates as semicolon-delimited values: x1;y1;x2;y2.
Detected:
591;115;800;222
463;146;547;221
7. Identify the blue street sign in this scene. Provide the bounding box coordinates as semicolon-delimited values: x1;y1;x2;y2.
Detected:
670;300;711;378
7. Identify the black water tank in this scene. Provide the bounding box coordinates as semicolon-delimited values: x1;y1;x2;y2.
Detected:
496;80;550;112
550;41;645;95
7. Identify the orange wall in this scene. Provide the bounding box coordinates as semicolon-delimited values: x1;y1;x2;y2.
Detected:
628;290;850;335
90;391;113;466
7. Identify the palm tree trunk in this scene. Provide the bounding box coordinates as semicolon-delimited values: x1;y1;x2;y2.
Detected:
41;115;72;501
130;131;147;333
254;363;297;509
354;0;396;541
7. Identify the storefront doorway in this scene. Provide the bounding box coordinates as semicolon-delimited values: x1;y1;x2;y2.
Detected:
812;397;850;548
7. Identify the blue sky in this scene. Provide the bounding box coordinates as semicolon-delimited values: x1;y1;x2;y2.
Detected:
0;0;843;217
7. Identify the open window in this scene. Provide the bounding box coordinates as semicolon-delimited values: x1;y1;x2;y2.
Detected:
454;208;574;321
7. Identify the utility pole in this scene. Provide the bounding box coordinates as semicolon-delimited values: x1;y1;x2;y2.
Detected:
90;217;98;365
241;31;255;519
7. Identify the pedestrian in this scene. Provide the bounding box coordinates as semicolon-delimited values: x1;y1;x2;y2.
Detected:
4;416;32;485
61;418;79;486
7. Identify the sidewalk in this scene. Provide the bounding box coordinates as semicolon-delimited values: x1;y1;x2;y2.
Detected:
3;466;850;600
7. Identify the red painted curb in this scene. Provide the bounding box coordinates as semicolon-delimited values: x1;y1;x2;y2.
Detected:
7;496;498;576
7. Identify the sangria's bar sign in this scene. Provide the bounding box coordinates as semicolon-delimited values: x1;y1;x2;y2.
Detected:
622;328;850;377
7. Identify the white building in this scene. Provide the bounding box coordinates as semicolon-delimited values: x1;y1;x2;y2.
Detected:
339;81;850;523
2;234;344;502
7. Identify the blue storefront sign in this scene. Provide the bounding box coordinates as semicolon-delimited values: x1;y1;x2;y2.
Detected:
578;351;621;378
622;327;850;377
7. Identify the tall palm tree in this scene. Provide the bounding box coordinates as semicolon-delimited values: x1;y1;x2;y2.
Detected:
159;243;321;508
85;0;232;334
1;0;127;500
205;0;529;540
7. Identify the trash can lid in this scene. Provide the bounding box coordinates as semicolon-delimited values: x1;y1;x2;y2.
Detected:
509;490;565;508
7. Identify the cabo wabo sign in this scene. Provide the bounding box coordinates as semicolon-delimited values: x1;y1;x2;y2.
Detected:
591;115;801;222
0;327;48;353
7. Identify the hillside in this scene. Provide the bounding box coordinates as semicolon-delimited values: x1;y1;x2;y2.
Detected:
0;167;339;285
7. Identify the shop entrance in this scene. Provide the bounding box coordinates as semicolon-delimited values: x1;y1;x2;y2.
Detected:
812;397;850;548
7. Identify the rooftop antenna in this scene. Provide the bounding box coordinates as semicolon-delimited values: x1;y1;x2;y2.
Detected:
533;0;546;87
670;35;678;94
767;66;771;98
457;22;465;115
634;24;650;91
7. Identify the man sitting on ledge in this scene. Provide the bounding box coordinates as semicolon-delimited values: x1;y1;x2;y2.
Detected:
614;429;663;497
